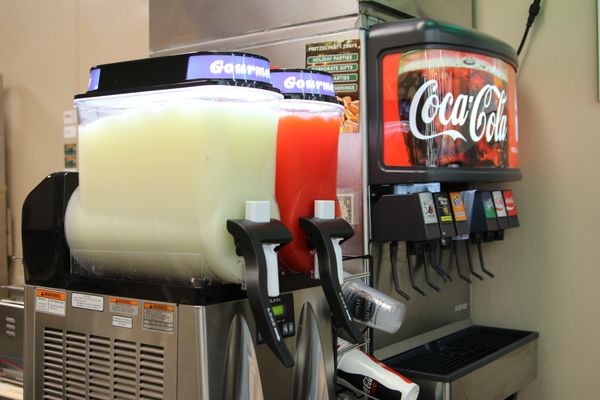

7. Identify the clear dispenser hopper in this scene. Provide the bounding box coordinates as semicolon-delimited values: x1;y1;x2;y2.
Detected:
65;53;283;286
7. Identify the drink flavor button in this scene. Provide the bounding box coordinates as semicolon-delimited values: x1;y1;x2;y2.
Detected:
503;190;518;216
450;192;468;222
480;192;497;219
492;191;508;217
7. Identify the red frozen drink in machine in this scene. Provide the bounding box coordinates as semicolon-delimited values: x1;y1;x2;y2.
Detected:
271;70;344;275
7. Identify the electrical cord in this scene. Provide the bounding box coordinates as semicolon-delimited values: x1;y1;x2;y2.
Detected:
517;0;542;55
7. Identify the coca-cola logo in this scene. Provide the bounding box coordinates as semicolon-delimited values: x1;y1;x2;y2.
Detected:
409;79;508;143
504;197;515;211
362;376;377;394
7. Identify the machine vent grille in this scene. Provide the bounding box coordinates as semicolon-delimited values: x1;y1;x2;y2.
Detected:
113;339;138;399
65;331;87;399
43;328;65;400
139;344;165;400
42;328;166;399
89;335;111;400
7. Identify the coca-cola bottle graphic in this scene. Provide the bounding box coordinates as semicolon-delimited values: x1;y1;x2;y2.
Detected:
396;49;516;168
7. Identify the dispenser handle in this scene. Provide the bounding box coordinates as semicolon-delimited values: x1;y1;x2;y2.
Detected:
464;240;484;281
451;240;472;283
422;249;441;293
389;241;410;301
406;243;426;297
475;239;495;278
427;243;452;282
299;217;364;344
227;219;294;368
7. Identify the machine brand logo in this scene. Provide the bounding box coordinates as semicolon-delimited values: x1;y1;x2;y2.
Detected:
283;76;334;93
503;191;518;216
409;79;508;143
362;376;377;394
505;198;515;210
209;59;271;80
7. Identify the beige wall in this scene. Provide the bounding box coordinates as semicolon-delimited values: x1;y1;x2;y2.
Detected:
0;0;149;284
473;0;600;399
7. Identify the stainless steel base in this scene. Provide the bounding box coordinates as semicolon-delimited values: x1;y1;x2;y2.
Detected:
24;284;334;399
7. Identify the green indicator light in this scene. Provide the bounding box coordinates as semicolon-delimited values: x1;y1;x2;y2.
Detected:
272;305;285;316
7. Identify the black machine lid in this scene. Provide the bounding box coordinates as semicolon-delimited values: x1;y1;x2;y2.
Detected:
270;69;340;104
368;18;518;69
76;51;279;98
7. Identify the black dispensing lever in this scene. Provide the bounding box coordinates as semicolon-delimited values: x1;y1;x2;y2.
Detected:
299;216;364;344
405;242;437;294
447;191;476;283
465;191;499;278
372;191;447;297
389;241;411;300
227;216;294;368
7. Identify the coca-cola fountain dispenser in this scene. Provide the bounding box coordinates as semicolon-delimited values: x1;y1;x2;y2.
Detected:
367;19;538;400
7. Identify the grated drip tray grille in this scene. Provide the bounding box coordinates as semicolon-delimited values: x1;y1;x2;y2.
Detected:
385;326;538;381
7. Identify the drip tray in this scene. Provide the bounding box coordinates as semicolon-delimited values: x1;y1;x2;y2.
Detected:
385;326;538;400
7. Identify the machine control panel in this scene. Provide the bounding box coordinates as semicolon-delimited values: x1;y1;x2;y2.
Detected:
257;293;295;343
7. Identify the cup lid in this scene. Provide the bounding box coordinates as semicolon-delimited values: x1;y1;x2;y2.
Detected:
270;69;340;104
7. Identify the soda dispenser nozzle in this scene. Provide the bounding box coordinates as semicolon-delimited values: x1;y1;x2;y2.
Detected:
299;202;364;344
227;201;294;368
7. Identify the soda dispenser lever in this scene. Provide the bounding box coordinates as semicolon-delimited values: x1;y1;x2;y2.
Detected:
464;241;485;281
389;241;411;300
467;191;499;278
426;244;452;282
299;216;364;344
406;242;432;296
475;240;495;278
421;248;441;293
451;241;472;283
227;209;294;368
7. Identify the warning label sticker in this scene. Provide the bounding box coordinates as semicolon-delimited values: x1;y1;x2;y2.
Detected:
143;302;175;333
109;297;139;316
72;293;104;312
112;315;133;329
36;289;66;317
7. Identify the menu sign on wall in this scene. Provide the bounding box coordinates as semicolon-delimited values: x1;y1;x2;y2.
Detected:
306;39;361;133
